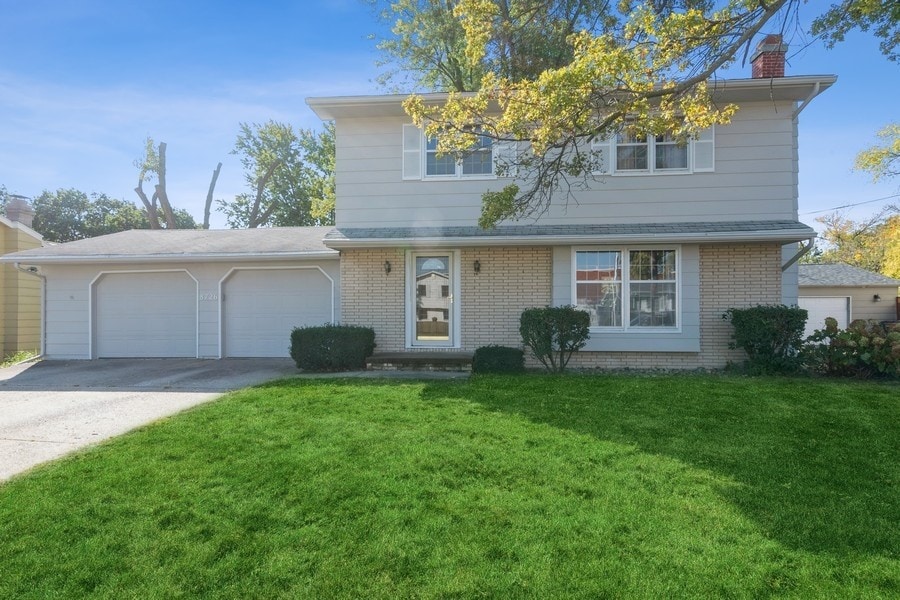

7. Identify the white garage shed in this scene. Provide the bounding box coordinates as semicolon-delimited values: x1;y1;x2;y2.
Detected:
798;263;899;337
2;228;340;359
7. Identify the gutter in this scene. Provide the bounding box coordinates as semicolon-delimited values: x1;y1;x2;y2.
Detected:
14;263;46;358
323;229;818;250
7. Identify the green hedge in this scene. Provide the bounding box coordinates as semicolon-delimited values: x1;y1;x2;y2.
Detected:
723;305;807;374
520;306;590;373
290;324;376;372
473;345;525;374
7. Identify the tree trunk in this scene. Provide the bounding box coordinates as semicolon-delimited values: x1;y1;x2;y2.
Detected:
248;160;282;228
203;162;222;229
155;142;178;229
134;180;161;229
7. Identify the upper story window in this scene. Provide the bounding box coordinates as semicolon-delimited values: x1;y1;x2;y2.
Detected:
592;126;714;175
574;248;679;330
403;124;516;181
425;131;493;177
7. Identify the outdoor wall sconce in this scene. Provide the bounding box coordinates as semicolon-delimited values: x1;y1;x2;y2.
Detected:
873;294;881;302
384;260;391;275
474;260;481;274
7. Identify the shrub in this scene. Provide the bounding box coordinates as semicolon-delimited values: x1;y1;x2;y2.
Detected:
472;345;525;374
723;305;807;374
520;306;590;373
803;318;900;378
290;324;376;372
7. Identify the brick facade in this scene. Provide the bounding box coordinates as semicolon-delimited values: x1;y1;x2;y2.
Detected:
342;243;782;369
340;247;552;353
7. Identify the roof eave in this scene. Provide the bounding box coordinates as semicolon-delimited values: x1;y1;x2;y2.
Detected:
323;229;816;249
1;250;340;265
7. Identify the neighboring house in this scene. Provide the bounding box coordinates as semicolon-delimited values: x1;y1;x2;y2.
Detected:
0;198;43;357
1;36;838;367
799;263;900;337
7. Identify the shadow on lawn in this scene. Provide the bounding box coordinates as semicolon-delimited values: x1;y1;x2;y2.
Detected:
411;374;899;560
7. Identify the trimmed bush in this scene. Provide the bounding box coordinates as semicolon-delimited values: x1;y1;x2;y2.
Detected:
520;306;590;373
290;324;376;372
472;345;525;374
803;318;900;378
723;305;807;374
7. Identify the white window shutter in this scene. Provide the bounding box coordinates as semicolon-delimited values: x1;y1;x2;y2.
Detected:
492;141;519;178
692;126;714;172
402;124;422;180
590;137;612;174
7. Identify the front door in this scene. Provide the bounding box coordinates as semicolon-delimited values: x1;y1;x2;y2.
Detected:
408;252;457;347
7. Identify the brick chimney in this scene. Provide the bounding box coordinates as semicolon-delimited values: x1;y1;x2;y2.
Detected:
750;34;788;78
5;195;35;228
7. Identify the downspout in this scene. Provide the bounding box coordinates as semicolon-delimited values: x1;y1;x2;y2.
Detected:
782;238;815;272
793;82;822;119
14;263;46;358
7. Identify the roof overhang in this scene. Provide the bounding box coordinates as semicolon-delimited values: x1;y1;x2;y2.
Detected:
307;76;837;120
323;222;817;250
1;250;340;266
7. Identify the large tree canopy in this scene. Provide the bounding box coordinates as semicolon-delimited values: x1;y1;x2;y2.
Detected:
0;187;196;243
855;123;900;184
812;0;900;62
399;0;795;227
805;208;900;278
219;121;335;228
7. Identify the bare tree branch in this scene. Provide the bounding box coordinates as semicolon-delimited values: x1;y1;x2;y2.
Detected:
203;162;222;230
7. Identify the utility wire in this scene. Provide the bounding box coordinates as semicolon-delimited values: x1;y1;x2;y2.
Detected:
801;193;900;215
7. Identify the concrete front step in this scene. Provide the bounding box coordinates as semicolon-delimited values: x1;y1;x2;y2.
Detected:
367;352;474;372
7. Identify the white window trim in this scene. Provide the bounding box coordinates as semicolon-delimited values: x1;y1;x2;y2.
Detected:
403;125;518;181
571;245;682;333
591;126;714;176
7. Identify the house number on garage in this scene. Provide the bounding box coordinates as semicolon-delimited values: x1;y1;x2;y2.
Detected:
199;293;219;301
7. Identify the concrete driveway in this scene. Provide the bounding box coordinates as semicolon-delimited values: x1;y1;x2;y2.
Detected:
0;358;298;482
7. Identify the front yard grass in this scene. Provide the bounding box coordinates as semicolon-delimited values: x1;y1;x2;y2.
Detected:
0;375;896;598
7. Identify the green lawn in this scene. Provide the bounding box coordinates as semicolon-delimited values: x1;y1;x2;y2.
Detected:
1;375;897;599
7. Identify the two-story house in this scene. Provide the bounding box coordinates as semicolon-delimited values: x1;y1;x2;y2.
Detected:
307;38;835;369
1;37;835;366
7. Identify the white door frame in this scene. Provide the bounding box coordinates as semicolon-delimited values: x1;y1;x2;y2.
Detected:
405;250;461;348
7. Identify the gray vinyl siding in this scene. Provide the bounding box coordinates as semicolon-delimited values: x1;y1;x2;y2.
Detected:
39;260;341;359
551;244;701;353
334;101;798;229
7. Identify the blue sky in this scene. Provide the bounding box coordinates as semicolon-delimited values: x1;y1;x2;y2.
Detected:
1;0;897;230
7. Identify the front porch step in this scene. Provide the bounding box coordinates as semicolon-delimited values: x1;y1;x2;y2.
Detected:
367;352;473;372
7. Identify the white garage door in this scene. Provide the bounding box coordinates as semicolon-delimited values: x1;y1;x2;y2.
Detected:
799;296;850;337
223;268;333;357
95;272;197;358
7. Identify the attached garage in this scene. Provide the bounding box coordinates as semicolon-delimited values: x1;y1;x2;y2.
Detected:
94;271;197;358
221;267;334;357
2;228;340;360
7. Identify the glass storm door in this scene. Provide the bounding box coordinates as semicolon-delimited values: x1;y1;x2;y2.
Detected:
410;253;455;346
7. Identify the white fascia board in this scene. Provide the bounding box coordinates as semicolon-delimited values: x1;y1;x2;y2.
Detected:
324;230;817;249
0;216;44;242
0;251;340;265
